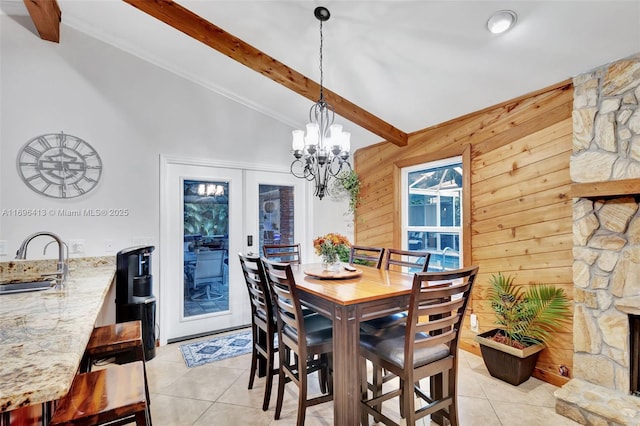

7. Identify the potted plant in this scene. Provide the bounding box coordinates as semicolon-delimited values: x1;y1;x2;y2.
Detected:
313;232;351;271
475;272;571;385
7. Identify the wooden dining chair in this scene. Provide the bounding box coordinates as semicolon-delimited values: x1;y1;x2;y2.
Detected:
359;266;479;426
263;243;302;265
360;248;432;333
238;253;278;411
261;257;334;426
349;245;385;268
384;248;431;273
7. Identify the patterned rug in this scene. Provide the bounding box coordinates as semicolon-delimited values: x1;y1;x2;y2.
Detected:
180;330;253;368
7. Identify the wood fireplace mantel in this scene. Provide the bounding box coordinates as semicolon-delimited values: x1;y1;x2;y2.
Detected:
571;178;640;198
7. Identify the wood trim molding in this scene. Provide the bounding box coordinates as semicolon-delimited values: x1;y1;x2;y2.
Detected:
392;163;401;250
23;0;61;43
394;145;465;170
462;145;472;268
571;178;640;198
122;0;408;147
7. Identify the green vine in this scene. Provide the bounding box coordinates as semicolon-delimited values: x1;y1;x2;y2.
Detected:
339;170;361;215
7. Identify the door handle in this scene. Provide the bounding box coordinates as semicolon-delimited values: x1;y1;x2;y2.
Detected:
247;235;253;246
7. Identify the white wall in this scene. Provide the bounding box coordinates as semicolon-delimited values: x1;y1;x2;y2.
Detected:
1;15;352;261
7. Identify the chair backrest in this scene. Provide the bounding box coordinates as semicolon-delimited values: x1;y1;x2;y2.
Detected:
238;253;273;325
349;245;385;268
263;243;302;265
384;248;431;273
194;249;225;281
261;258;308;356
404;266;478;366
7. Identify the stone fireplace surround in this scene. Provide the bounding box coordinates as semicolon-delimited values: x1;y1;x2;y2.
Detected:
554;53;640;425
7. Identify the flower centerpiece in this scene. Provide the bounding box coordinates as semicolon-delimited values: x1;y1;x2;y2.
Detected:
313;233;351;271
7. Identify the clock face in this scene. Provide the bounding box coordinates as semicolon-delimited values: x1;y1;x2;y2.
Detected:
17;133;103;199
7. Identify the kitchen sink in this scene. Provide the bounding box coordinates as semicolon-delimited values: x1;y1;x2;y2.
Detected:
0;279;54;294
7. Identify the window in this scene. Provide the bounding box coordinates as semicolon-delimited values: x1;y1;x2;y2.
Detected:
258;184;295;253
402;157;462;271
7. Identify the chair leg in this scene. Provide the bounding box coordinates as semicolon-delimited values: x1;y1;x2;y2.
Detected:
262;349;275;411
248;326;258;390
274;349;287;420
145;401;153;426
319;354;328;394
448;370;458;426
297;364;308;426
398;378;405;419
79;353;91;373
134;408;149;426
326;354;333;395
403;377;415;425
132;345;152;408
373;366;384;421
360;360;369;426
430;372;445;425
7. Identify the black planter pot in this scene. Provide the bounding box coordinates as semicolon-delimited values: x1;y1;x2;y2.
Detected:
475;329;545;386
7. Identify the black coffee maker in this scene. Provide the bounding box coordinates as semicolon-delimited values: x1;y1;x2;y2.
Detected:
116;245;156;360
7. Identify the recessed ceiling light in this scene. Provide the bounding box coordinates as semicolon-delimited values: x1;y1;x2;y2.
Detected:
487;10;518;34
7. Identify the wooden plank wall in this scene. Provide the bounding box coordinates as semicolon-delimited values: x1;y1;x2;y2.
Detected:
354;80;574;386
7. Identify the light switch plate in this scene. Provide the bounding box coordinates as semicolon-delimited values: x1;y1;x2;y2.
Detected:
0;240;7;256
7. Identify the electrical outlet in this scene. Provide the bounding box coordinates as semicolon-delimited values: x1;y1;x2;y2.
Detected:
132;237;153;246
0;240;7;256
105;240;115;253
470;313;479;333
69;239;85;254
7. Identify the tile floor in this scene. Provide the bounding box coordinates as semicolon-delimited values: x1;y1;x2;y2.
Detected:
145;329;579;425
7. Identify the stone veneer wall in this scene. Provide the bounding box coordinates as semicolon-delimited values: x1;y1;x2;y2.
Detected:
556;53;640;424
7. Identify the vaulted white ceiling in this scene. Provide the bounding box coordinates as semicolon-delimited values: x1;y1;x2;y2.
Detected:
3;0;640;150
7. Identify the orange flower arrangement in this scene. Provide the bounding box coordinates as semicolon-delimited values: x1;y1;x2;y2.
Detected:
313;233;351;263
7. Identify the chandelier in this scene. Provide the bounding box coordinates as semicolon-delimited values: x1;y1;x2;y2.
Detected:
290;6;351;200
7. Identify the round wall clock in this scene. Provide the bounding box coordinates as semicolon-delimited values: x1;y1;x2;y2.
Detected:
16;132;103;198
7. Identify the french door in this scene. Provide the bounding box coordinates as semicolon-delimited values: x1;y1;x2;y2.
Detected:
160;157;307;343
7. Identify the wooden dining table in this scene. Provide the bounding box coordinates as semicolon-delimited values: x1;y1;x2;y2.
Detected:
290;263;416;426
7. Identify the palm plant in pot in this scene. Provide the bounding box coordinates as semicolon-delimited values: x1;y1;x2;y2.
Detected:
475;272;571;385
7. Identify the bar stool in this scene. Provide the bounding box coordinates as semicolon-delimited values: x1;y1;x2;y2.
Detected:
81;320;150;406
49;361;151;426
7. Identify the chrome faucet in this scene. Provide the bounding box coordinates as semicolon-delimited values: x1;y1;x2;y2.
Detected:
16;231;69;288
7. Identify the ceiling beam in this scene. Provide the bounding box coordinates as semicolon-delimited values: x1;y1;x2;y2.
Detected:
122;0;408;147
23;0;61;43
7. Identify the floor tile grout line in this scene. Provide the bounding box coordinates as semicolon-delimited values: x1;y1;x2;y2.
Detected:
148;336;577;425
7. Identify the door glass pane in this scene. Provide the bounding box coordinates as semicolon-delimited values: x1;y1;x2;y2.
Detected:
258;184;294;255
183;180;229;317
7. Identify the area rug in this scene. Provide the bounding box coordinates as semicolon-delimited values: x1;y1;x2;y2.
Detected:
180;330;253;368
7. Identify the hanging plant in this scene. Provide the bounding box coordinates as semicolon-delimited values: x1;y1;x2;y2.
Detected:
339;170;361;215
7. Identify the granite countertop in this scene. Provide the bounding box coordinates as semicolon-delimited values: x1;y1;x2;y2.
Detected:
0;257;115;412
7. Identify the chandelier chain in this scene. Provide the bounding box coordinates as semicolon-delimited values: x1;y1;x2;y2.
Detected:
319;19;324;103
